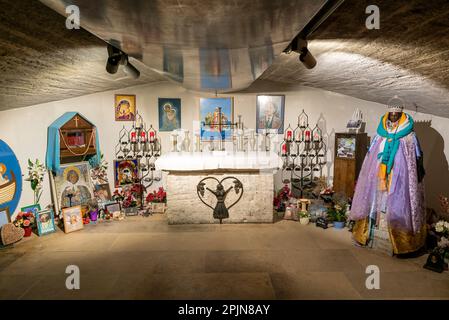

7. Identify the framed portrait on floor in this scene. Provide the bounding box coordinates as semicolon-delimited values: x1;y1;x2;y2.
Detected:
0;207;10;229
62;206;84;234
53;162;94;210
256;95;285;134
114;159;139;188
21;204;41;216
199;97;234;141
94;183;112;202
158;98;181;131
115;95;136;121
35;209;56;236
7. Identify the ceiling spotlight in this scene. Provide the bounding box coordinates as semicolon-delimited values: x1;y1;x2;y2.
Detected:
106;43;140;79
297;39;316;69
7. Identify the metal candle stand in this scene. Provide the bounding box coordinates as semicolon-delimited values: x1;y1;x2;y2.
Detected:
114;112;162;210
279;109;327;198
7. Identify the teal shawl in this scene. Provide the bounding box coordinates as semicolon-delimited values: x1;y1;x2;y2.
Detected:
376;113;414;174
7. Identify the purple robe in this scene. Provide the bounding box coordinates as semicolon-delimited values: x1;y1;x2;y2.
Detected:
350;132;426;253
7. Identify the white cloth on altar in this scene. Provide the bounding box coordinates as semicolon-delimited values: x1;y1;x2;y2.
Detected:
155;151;283;172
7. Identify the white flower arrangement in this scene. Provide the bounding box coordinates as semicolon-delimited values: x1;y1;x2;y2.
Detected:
435;220;449;235
25;159;46;204
437;236;449;249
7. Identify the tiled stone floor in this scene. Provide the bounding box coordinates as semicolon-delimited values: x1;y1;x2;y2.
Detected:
0;214;448;300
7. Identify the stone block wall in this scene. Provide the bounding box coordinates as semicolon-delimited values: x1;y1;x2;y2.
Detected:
166;172;274;224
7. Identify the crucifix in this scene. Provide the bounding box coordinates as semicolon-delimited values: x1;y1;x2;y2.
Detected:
73;116;80;128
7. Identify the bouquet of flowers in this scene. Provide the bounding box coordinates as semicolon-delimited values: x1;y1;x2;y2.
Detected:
113;184;144;208
13;212;35;228
13;212;36;237
273;184;291;211
146;187;167;204
25;159;46;205
435;220;449;237
90;153;109;184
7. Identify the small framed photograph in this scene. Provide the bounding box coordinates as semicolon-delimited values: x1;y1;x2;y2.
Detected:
94;183;112;202
105;202;121;214
336;136;356;159
0;207;11;229
35;209;56;236
256;95;285;134
21;204;42;216
62;206;84;234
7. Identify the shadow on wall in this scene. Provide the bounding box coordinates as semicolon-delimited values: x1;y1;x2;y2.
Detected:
414;120;449;212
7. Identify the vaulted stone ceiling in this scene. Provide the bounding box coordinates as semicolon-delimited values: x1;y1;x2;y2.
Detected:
0;0;166;111
257;0;449;118
1;0;449;118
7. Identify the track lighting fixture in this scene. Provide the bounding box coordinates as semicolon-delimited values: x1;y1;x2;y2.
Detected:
106;43;140;79
283;38;317;69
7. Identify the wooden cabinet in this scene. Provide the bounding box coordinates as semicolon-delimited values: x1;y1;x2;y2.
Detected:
333;133;369;198
59;114;97;164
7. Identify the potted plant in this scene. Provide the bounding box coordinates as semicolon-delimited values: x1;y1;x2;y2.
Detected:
327;204;348;229
13;212;36;237
25;159;46;205
298;211;310;225
146;187;167;213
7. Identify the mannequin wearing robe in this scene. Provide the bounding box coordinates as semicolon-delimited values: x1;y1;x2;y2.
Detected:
349;112;426;254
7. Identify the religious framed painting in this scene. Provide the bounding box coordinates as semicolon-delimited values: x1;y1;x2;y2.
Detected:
115;94;136;121
114;159;139;188
0;207;10;229
35;209;56;236
158;98;181;132
256;95;285;134
336;136;356;159
53;162;94;210
199;97;234;141
62;206;84;234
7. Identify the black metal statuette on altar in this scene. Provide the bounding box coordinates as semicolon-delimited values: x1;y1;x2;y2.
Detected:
196;177;244;224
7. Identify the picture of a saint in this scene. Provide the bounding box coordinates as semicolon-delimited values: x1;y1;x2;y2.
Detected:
199;97;233;141
115;95;136;121
209;107;229;130
158;98;181;131
59;166;93;208
114;160;138;187
256;95;285;134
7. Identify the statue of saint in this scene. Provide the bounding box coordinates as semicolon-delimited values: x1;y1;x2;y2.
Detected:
350;100;426;255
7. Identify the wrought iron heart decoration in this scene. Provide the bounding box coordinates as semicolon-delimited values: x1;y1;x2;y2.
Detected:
196;177;244;224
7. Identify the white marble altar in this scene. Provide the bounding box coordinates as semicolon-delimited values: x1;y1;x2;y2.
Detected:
155;151;283;224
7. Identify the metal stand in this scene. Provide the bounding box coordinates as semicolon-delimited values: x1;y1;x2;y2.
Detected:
280;110;327;198
114;112;161;209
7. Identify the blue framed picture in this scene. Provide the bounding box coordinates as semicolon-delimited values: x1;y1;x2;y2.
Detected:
256;95;285;134
35;209;56;236
199;97;234;141
158;98;181;132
